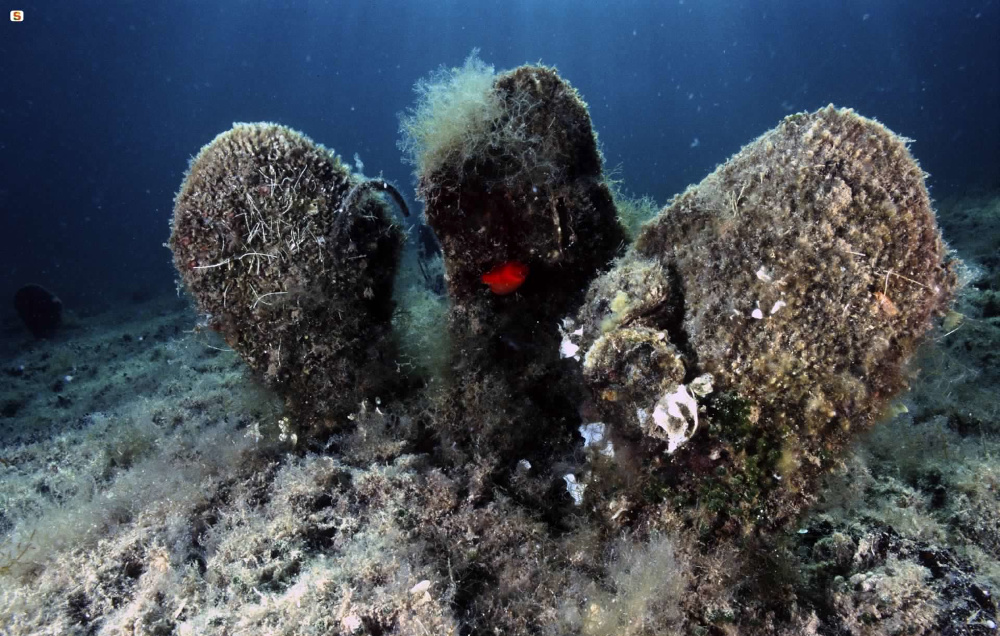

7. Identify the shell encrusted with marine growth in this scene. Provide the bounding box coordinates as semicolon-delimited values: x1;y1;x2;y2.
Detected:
571;106;957;532
170;123;403;430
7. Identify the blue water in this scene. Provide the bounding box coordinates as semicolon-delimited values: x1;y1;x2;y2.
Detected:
1;0;997;310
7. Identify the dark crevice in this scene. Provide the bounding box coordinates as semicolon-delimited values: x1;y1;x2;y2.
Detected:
663;261;699;379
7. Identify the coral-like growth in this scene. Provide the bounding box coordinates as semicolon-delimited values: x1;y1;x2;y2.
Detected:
572;106;957;533
170;123;404;429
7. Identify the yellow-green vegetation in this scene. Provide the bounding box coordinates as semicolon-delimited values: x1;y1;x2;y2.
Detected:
798;413;1000;635
0;531;33;578
391;242;451;383
398;50;503;180
572;534;687;635
392;281;450;381
0;330;281;585
612;188;661;240
832;556;941;634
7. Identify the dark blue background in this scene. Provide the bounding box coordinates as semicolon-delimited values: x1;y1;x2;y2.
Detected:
2;0;997;312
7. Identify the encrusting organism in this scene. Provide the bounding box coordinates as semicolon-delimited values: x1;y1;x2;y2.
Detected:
481;261;529;295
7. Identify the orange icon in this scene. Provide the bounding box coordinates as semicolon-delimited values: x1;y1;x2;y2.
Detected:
10;10;24;21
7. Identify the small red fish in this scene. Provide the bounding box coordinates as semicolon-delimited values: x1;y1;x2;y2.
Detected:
481;261;529;295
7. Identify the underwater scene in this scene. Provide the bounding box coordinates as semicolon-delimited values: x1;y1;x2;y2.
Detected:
1;2;999;634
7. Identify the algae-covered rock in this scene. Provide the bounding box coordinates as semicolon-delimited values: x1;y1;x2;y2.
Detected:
572;106;957;532
170;123;403;429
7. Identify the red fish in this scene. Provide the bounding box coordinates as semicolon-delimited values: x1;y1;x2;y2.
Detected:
481;261;529;295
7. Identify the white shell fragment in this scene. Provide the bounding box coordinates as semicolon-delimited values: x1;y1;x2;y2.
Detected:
688;373;714;398
560;338;580;359
342;615;363;632
652;384;700;454
563;473;587;506
579;422;614;457
751;306;764;320
636;408;650;426
409;579;434;606
579;422;605;447
558;318;583;360
756;266;773;282
770;300;787;314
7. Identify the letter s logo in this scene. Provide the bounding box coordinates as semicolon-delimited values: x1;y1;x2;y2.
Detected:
10;10;24;21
